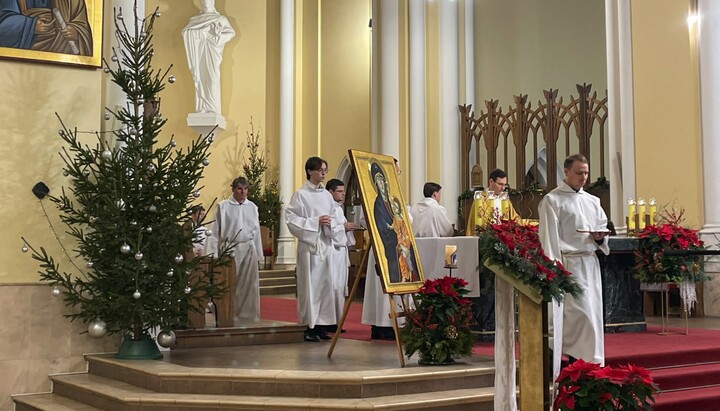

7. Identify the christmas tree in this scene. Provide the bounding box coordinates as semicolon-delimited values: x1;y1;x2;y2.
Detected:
21;4;232;357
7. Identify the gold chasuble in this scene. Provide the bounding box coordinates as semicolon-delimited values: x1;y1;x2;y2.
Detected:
465;193;522;235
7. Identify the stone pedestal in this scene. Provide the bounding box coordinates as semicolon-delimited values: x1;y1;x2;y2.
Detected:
187;112;226;137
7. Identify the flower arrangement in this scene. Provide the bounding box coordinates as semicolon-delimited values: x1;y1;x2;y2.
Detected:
554;359;659;411
478;219;582;302
400;276;475;365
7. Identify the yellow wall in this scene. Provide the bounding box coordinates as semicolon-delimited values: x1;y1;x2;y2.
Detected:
631;0;702;227
0;62;102;283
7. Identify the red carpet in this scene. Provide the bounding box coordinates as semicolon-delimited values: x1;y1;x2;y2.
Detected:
260;296;720;411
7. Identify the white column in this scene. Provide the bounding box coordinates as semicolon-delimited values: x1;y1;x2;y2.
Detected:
464;0;475;108
371;0;380;154
699;0;720;236
408;0;426;206
104;0;145;148
275;0;296;265
698;0;720;315
379;0;400;158
438;0;460;225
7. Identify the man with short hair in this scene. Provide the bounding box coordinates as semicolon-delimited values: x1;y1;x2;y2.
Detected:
465;168;519;235
207;177;263;323
285;157;337;342
410;182;454;237
539;154;610;375
325;178;356;331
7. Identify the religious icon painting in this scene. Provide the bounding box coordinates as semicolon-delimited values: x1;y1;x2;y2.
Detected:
0;0;104;67
348;149;425;294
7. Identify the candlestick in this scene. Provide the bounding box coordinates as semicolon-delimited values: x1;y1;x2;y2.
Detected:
627;198;636;232
637;199;646;230
649;198;657;226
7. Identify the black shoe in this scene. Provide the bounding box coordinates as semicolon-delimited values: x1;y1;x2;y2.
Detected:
317;331;331;340
371;326;395;340
340;329;346;333
304;330;320;342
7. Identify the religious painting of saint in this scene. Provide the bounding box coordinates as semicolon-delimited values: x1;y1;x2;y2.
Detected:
0;0;104;67
348;149;424;294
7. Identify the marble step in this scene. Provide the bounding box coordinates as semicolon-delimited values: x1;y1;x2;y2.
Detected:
172;322;306;349
13;392;103;411
86;354;495;399
259;276;296;287
259;269;295;279
50;373;495;410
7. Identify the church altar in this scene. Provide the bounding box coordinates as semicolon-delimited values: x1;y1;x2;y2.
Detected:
414;236;481;298
474;236;646;336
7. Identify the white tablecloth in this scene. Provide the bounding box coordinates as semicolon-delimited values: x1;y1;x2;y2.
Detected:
414;236;480;297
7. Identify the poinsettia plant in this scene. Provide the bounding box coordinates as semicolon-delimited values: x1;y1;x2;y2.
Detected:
478;219;582;302
400;276;475;365
554;359;659;411
634;208;706;285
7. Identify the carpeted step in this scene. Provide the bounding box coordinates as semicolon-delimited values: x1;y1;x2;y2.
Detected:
652;384;720;411
13;393;103;411
606;346;720;369
651;362;720;391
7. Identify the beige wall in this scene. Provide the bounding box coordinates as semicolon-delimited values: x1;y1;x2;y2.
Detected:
631;0;702;228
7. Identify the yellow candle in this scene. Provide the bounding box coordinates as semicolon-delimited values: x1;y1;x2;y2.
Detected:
649;198;657;226
637;199;646;230
627;198;636;231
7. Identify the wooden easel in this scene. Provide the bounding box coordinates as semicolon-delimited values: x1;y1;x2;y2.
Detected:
327;239;416;367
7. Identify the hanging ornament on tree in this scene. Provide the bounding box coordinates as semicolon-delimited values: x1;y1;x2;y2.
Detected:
201;158;210;166
86;261;94;268
193;190;201;198
62;170;69;177
103;67;110;73
101;149;112;161
174;254;184;263
207;134;215;143
104;112;111;120
148;163;156;172
168;75;176;83
166;268;174;277
88;319;108;338
21;245;28;253
184;286;192;294
148;205;157;213
133;290;141;299
130;220;137;227
117;199;126;211
120;243;131;254
89;216;97;223
145;226;153;234
205;229;213;237
51;286;61;297
154;10;161;18
157;330;176;348
134;252;144;261
170;139;177;147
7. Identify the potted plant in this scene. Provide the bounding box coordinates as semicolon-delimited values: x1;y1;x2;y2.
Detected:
554;359;659;411
400;276;475;365
634;208;707;312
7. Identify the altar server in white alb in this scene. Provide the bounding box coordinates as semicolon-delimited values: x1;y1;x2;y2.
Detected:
326;178;357;328
208;177;263;323
286;157;337;342
410;182;454;237
538;154;609;375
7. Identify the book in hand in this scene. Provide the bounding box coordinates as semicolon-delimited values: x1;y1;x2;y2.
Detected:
576;228;612;234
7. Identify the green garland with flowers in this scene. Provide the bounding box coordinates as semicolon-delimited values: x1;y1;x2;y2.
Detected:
478;219;582;302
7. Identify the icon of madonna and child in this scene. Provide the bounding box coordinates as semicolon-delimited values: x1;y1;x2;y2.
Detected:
368;160;422;286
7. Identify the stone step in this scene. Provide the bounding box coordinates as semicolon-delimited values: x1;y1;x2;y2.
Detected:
172;322;305;349
259;269;295;279
13;393;103;411
86;354;494;399
260;284;297;295
259;276;296;287
49;373;494;410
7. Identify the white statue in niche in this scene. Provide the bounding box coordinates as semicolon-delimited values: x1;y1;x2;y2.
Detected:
182;0;235;114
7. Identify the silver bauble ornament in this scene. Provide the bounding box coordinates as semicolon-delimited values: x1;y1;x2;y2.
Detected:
157;330;176;348
117;11;123;19
193;190;201;198
85;261;94;268
58;129;64;136
62;170;69;177
207;134;215;143
133;290;141;299
145;226;153;234
130;220;137;227
170;139;177;147
201;158;210;166
129;127;137;136
89;216;97;223
148;163;156;172
117;199;126;210
204;229;213;237
184;286;192;294
103;67;110;73
134;252;143;261
154;10;161;17
149;205;157;213
21;245;28;253
101;149;112;160
120;243;131;254
111;55;118;62
166;268;174;277
104;112;111;120
174;254;184;263
51;286;61;297
168;75;176;83
88;319;107;338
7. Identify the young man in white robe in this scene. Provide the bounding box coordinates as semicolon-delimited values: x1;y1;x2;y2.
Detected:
286;157;337;342
410;182;454;237
325;178;356;333
538;154;610;379
207;177;264;324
